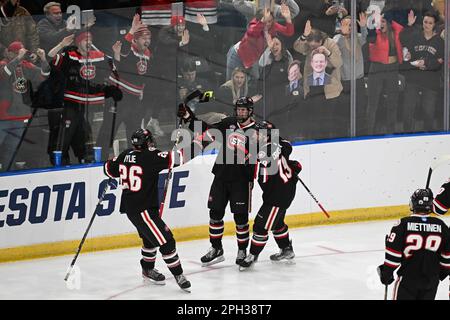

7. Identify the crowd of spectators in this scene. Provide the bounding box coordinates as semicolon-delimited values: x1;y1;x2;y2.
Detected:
0;0;447;171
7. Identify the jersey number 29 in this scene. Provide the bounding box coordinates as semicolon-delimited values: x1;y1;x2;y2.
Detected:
404;234;442;258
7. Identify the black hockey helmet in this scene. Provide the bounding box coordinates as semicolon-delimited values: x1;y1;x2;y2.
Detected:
255;120;277;141
255;120;276;130
131;128;154;149
235;96;254;123
235;96;254;110
409;188;433;213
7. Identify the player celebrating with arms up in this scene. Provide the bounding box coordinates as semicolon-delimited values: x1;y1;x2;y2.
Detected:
178;96;257;267
433;179;450;215
432;178;450;299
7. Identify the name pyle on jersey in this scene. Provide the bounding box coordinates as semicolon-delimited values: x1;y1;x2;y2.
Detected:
124;154;137;163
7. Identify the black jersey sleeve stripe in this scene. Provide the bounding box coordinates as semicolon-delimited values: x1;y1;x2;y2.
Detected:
433;198;448;215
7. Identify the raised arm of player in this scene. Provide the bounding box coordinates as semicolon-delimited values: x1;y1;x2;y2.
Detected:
433;181;450;215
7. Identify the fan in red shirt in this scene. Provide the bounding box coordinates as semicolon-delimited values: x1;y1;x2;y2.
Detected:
226;5;294;83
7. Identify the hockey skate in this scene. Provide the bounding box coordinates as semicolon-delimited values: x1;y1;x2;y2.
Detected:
270;242;295;264
235;249;247;265
238;253;258;271
142;268;166;285
200;247;225;267
175;274;191;293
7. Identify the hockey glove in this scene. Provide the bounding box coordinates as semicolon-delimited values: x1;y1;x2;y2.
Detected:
289;160;302;176
377;264;394;285
177;103;194;123
104;85;123;102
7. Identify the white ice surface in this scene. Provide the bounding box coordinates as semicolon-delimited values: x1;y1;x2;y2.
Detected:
0;218;449;300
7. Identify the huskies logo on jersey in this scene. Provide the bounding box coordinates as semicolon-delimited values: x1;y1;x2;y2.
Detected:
136;60;148;75
80;65;96;80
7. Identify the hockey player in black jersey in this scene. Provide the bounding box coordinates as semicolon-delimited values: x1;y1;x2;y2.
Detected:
433;179;450;299
177;96;257;266
433;179;450;215
238;121;302;270
377;189;450;300
104;128;192;292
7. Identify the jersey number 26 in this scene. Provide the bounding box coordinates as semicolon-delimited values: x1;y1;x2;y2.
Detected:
119;164;143;192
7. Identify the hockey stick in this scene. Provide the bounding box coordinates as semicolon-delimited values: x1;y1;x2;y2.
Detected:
64;178;113;281
158;90;211;217
297;176;330;218
6;108;38;171
425;154;450;188
106;56;119;157
158;119;183;217
376;266;389;300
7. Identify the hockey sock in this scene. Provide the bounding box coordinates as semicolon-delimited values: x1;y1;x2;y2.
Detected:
160;239;183;276
140;246;157;270
209;219;224;249
250;231;269;256
236;224;250;250
273;225;290;249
